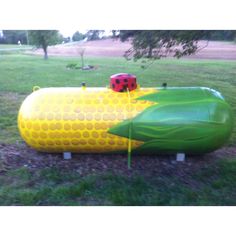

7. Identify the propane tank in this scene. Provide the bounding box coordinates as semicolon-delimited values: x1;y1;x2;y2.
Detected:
17;74;234;154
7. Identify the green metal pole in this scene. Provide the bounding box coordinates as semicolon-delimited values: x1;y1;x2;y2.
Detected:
128;122;132;169
127;87;132;169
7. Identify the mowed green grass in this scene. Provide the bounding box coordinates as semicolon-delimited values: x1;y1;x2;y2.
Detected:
0;54;236;206
1;159;236;206
0;44;31;49
0;45;33;56
1;54;236;94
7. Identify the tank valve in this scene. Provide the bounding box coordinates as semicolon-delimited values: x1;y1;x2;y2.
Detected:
81;82;86;90
162;82;167;89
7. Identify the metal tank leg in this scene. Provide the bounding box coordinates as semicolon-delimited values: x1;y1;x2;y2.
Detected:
176;153;185;162
63;152;72;160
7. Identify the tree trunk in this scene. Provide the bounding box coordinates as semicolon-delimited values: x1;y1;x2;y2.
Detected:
42;45;48;60
148;46;153;58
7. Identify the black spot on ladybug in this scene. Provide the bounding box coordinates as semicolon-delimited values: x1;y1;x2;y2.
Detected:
112;83;115;88
124;79;128;83
116;79;120;84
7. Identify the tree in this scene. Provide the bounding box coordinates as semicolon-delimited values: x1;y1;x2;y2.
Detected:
118;30;211;61
111;30;120;38
207;30;236;41
63;37;71;43
2;30;27;44
85;30;104;41
72;31;85;42
28;30;61;59
76;47;86;68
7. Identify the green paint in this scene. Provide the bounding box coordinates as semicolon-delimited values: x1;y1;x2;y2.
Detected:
109;87;234;154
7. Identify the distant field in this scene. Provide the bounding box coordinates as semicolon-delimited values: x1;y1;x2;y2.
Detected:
30;39;236;60
0;54;235;206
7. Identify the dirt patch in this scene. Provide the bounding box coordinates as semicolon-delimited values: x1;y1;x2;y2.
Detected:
28;39;236;60
1;142;236;182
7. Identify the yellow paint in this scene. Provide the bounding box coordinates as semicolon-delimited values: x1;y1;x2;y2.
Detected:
18;87;157;153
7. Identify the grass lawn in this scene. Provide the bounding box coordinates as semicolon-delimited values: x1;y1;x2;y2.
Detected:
0;45;33;55
0;44;31;49
0;160;236;206
0;53;235;205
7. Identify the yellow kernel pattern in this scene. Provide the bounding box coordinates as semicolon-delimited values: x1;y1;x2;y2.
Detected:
18;87;157;153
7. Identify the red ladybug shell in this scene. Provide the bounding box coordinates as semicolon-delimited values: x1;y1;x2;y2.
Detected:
110;73;137;92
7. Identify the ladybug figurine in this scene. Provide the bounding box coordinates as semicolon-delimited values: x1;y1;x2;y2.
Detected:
110;73;137;92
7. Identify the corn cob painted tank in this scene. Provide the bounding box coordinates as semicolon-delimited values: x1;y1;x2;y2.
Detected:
18;74;234;155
